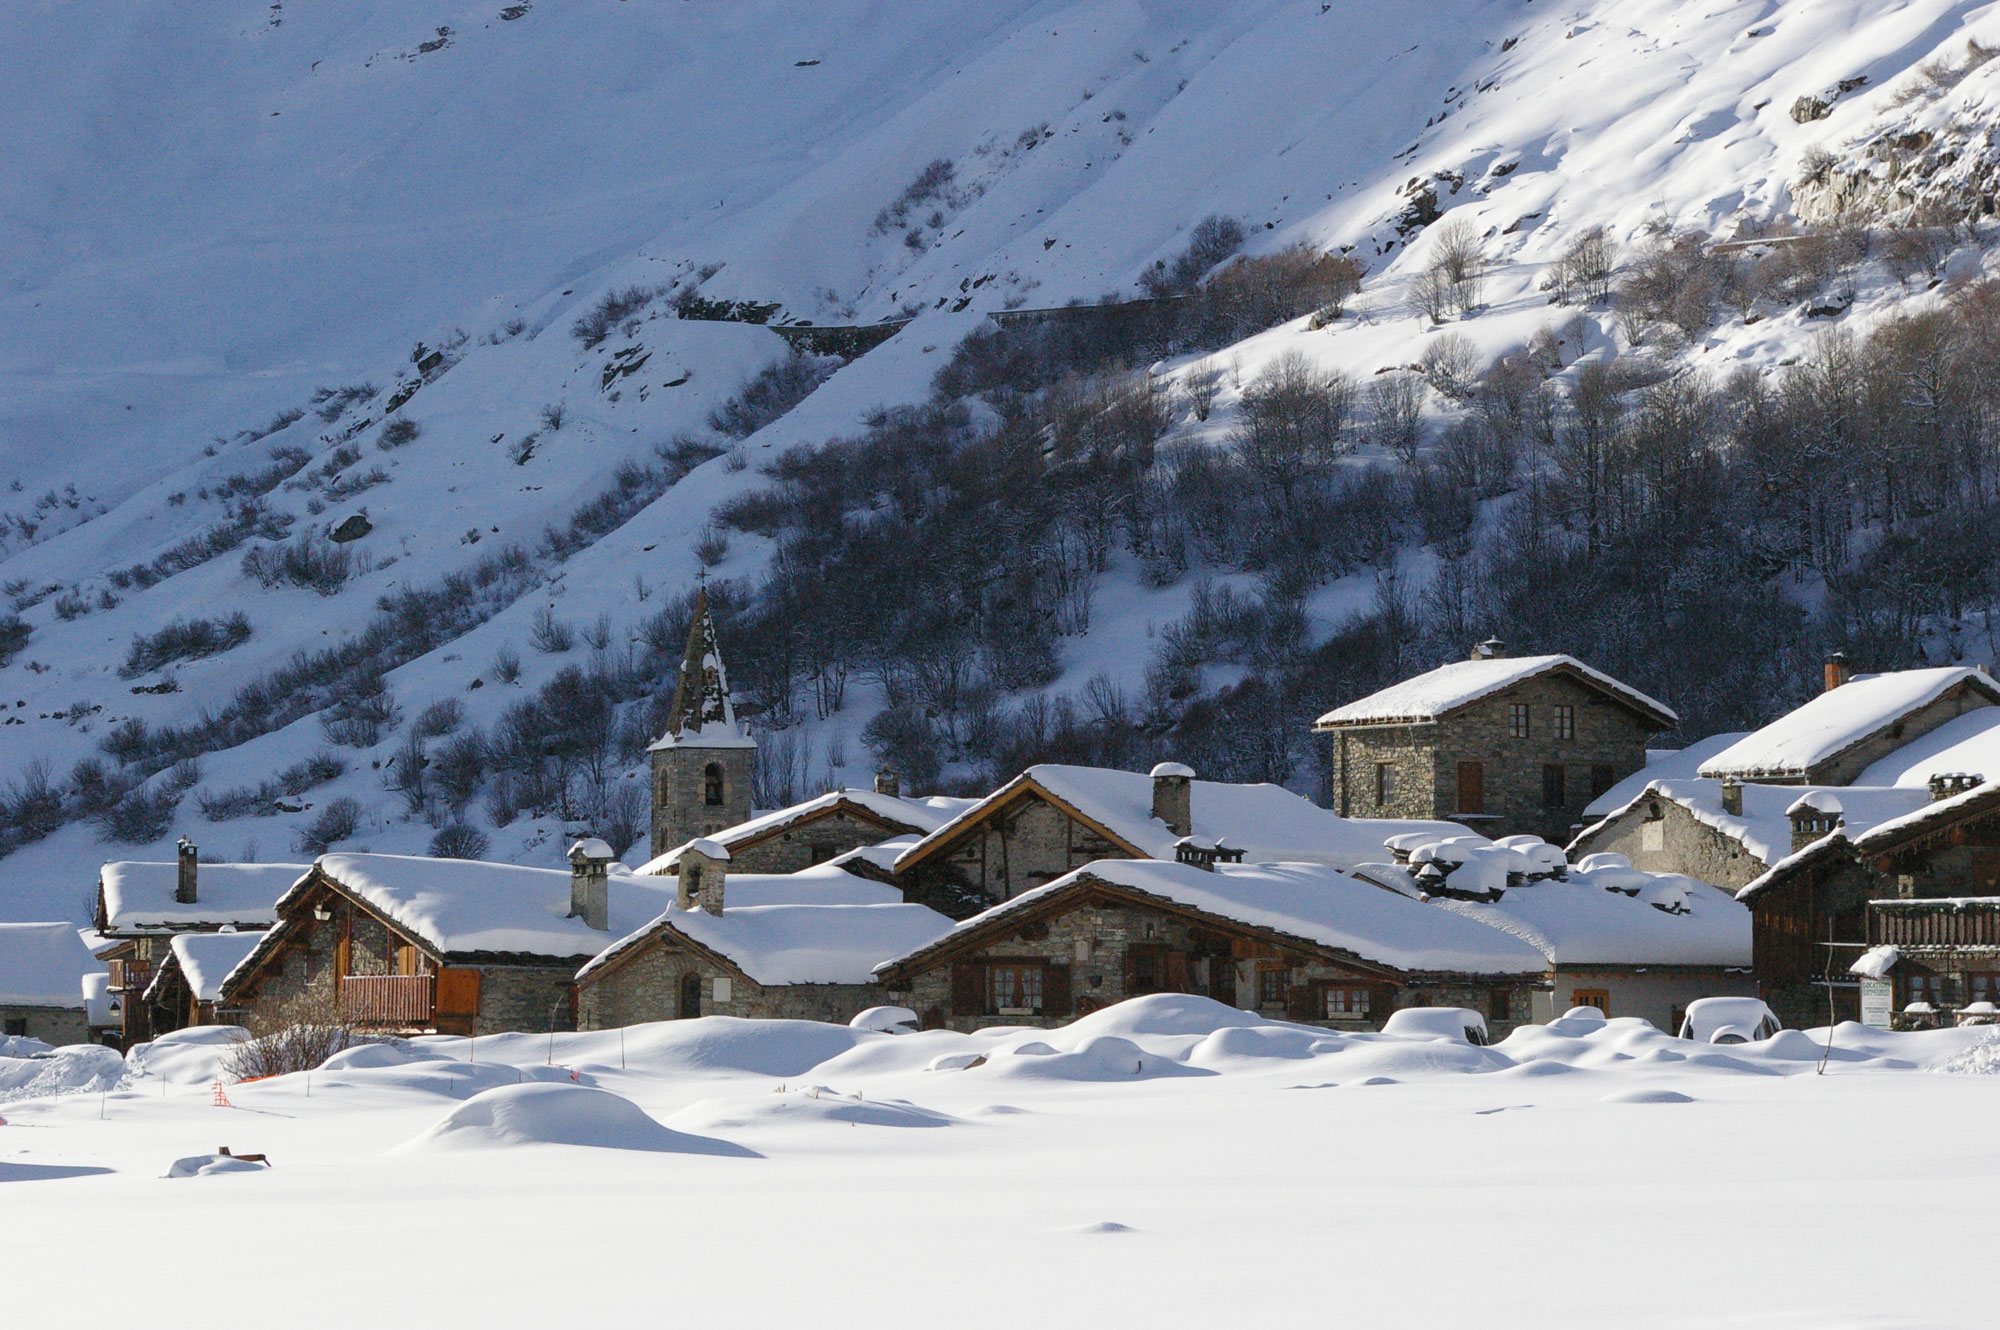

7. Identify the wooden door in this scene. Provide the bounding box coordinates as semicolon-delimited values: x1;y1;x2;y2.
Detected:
1457;760;1485;815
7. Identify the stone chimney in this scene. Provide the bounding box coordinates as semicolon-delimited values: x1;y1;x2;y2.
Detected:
874;768;901;798
674;838;730;916
1823;651;1851;693
566;838;614;931
1719;778;1743;818
175;837;198;905
1470;637;1507;661
1150;762;1195;837
1786;792;1843;854
1927;772;1984;803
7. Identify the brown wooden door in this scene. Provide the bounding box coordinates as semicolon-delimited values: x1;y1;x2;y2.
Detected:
1457;760;1485;815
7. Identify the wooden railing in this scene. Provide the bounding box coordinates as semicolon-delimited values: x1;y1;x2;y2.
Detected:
108;959;152;993
340;974;435;1027
1870;901;2000;948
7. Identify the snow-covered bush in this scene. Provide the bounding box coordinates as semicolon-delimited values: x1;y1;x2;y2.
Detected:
119;612;252;678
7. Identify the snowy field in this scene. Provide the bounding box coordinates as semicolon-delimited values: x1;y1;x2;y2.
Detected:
3;1000;1994;1328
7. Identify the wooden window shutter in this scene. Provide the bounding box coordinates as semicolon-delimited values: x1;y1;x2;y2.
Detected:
435;967;481;1019
1164;951;1190;992
1042;963;1073;1018
950;963;985;1016
1287;980;1320;1023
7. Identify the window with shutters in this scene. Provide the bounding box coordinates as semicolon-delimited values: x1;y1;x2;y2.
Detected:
1553;705;1575;740
1374;763;1397;807
1970;973;2000;1005
1324;987;1371;1018
989;963;1043;1015
1902;972;1944;1008
1257;967;1288;1009
1542;763;1566;808
1570;988;1610;1016
1509;703;1529;738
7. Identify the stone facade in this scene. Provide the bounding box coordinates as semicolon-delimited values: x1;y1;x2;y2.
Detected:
0;1004;89;1046
576;936;881;1029
719;807;914;876
650;743;754;861
1570;797;1767;889
1331;672;1657;843
899;793;1130;917
881;886;1539;1035
1788;679;1995;786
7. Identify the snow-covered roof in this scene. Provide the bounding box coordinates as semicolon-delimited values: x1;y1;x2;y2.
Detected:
1583;732;1750;819
0;922;101;1008
98;860;307;934
578;865;951;986
1431;868;1751;967
299;854;677;961
881;858;1550;978
633;788;976;874
1589;778;1928;866
1851;945;1900;980
1854;706;2000;787
1697;667;2000;781
1314;654;1676;728
163;931;266;1003
895;764;1469;874
569;838;617;861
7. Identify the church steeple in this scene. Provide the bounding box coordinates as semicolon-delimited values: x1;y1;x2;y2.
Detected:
651;587;748;750
648;588;755;858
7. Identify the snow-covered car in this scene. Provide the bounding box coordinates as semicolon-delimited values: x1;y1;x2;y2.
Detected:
1381;1007;1489;1046
849;1006;921;1035
1675;997;1780;1044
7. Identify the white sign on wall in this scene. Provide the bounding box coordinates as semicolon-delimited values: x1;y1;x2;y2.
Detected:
1860;977;1893;1029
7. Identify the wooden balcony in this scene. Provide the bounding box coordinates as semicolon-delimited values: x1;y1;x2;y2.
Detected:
340;974;435;1027
108;959;153;993
1869;900;2000;948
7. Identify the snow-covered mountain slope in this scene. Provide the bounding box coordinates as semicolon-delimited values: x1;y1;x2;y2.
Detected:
3;0;1995;922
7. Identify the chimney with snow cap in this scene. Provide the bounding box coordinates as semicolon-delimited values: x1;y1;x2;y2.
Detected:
175;837;197;905
1150;762;1195;837
1786;791;1844;854
874;768;900;798
672;838;730;916
1719;778;1743;818
1470;637;1506;661
566;838;615;932
1823;651;1852;693
1928;772;1984;802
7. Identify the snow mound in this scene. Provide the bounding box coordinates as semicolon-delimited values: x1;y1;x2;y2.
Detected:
0;1044;126;1103
1187;1024;1345;1067
1759;1030;1828;1061
671;1087;956;1133
1059;993;1272;1040
1928;1034;2000;1076
984;1034;1212;1082
1601;1089;1696;1104
128;1026;250;1085
412;1018;869;1082
848;1006;920;1034
0;1035;53;1059
398;1083;755;1155
165;1153;267;1178
1074;1221;1136;1234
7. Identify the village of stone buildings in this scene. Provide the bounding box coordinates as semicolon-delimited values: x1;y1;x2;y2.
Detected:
9;590;2000;1058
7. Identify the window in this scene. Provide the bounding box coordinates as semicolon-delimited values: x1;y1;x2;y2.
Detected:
1553;705;1575;740
1488;988;1512;1021
677;972;702;1019
1257;968;1288;1009
990;963;1043;1014
1591;764;1617;798
1325;987;1372;1018
1456;761;1485;815
1542;763;1567;809
1903;973;1945;1007
1970;973;2000;1005
1374;763;1397;807
1570;988;1610;1017
1509;703;1530;738
702;762;725;807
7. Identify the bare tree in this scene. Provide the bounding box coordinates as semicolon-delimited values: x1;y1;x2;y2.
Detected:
223;974;363;1080
1367;372;1427;463
1180;357;1223;421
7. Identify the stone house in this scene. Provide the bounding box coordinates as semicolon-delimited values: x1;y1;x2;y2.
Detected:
891;761;1466;918
648;589;756;859
140;930;263;1036
1314;642;1677;844
91;843;304;1046
574;842;953;1029
634;775;977;878
1737;775;2000;1028
0;922;102;1046
874;857;1551;1034
220;844;674;1037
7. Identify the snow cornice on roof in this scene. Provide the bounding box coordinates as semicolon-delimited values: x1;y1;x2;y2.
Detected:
1696;668;2000;782
1313;655;1676;731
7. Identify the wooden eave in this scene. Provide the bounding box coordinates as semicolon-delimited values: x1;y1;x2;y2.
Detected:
892;775;1150;877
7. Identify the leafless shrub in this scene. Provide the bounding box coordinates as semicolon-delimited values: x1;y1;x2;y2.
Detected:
223;975;363;1080
429;822;490;859
1180;357;1223;421
1419;333;1482;399
572;286;661;348
294;797;362;855
377;418;421;450
1139;214;1246;297
1367;372;1427;462
530;606;574;653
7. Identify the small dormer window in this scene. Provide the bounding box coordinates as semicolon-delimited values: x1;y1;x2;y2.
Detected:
703;762;725;806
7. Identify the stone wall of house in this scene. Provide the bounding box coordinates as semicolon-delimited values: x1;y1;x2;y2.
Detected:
903;796;1130;917
887;892;1535;1035
1333;727;1440;822
723;811;905;876
650;744;755;860
1571;799;1767;889
576;937;881;1028
0;1005;89;1046
476;965;582;1034
1333;675;1653;842
1528;966;1757;1031
1809;684;1997;785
